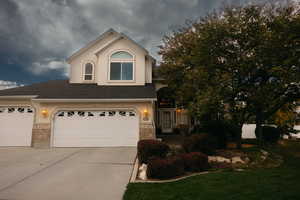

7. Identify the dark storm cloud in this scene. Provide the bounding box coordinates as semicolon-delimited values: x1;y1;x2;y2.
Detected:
0;0;251;85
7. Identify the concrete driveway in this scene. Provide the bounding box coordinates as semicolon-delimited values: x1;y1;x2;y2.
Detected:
0;147;136;200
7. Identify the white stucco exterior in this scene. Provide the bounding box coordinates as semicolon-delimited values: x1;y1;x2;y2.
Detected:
68;30;154;86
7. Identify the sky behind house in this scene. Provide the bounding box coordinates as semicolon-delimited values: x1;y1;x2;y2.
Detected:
0;0;266;87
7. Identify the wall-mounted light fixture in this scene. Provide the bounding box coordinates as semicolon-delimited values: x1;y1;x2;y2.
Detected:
143;109;149;121
41;109;49;118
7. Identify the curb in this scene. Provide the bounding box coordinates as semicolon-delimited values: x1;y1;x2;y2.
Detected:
129;156;139;183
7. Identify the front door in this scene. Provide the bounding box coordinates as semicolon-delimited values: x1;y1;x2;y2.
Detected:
161;111;173;133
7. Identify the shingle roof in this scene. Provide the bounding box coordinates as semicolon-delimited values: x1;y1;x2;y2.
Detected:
0;80;157;99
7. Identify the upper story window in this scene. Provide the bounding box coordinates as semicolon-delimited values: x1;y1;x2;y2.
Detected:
83;62;94;81
110;51;134;81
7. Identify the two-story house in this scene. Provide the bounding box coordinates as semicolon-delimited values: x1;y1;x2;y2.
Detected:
0;29;190;148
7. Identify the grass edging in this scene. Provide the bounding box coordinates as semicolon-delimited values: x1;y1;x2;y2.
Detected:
133;171;213;183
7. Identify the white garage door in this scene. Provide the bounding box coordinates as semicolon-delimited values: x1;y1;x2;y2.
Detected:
53;110;139;147
0;107;34;146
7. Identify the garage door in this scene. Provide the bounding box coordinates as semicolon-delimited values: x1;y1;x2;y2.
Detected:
0;107;34;146
53;110;139;147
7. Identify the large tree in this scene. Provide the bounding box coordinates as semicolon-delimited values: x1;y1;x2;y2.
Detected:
159;2;300;148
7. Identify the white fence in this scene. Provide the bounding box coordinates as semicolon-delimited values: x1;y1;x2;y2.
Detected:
291;125;300;138
242;124;257;139
242;124;300;139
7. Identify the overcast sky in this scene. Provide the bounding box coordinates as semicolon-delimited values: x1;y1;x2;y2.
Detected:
0;0;255;86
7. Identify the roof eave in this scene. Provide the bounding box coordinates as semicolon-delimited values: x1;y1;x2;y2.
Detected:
119;32;149;54
67;28;117;63
32;98;157;103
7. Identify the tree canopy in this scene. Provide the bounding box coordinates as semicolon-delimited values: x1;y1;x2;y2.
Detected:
159;1;300;147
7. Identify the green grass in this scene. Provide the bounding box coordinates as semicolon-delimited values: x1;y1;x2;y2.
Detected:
123;141;300;200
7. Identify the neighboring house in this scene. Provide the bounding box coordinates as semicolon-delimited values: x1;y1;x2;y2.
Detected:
0;82;19;90
0;86;7;90
0;29;189;148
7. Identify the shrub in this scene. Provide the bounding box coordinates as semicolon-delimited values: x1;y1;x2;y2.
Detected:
178;124;190;136
156;127;162;135
255;126;281;144
147;156;185;179
181;152;210;172
191;120;239;149
172;127;181;135
182;134;217;155
173;124;190;135
137;140;170;164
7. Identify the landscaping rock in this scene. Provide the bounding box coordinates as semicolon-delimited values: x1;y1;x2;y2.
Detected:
208;156;231;163
231;156;245;164
261;150;269;156
138;164;148;180
261;155;267;161
244;157;250;163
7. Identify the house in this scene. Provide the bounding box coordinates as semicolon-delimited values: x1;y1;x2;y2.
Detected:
0;29;189;148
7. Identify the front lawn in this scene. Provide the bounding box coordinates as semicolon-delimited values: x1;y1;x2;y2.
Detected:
123;141;300;200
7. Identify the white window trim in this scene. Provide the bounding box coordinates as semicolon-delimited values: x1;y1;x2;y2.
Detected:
108;50;135;83
82;61;95;82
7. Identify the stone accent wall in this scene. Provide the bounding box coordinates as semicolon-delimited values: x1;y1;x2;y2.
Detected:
140;123;156;140
32;123;51;148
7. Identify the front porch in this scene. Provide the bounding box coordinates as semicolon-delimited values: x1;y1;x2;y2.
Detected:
155;87;190;134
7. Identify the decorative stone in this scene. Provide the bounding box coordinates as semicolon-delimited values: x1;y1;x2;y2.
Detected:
231;156;245;164
261;155;267;161
261;150;269;156
244;157;250;163
140;124;155;140
208;156;231;163
260;150;269;161
138;164;148;180
32;123;51;148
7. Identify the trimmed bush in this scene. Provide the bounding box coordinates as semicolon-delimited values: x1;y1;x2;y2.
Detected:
255;126;281;144
137;140;170;164
181;152;210;172
147;156;185;179
182;134;217;155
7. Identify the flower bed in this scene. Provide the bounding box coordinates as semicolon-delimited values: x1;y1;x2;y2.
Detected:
135;139;283;182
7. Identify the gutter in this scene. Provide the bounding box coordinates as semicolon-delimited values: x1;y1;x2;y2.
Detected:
32;98;157;103
0;95;38;99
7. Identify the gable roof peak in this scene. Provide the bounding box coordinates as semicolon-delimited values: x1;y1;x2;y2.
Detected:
67;28;153;63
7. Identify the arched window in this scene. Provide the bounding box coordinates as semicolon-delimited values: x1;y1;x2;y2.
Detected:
83;62;94;81
110;51;134;80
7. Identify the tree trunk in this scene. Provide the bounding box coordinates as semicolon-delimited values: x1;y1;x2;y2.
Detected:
232;113;244;149
255;111;264;147
236;127;242;149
